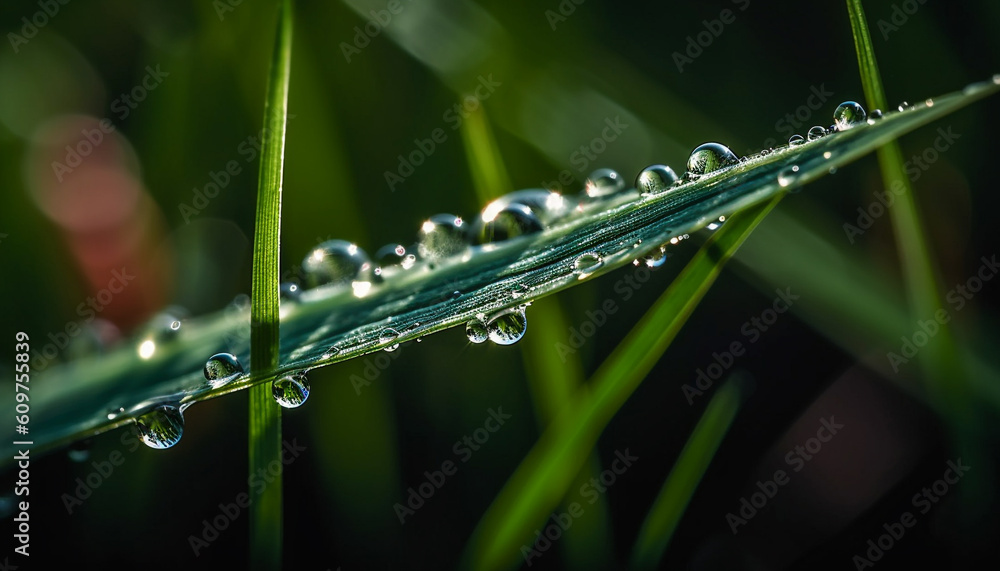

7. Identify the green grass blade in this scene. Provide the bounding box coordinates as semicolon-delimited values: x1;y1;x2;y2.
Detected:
248;1;293;569
629;376;746;571
461;195;783;571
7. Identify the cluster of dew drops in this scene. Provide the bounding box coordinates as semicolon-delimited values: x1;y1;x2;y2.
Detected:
123;101;872;451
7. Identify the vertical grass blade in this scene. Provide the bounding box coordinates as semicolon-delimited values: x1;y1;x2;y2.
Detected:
248;1;293;569
629;376;746;571
462;195;783;571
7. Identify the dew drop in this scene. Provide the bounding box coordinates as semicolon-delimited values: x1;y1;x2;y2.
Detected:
203;352;243;386
302;240;373;289
466;319;488;344
135;405;184;450
807;125;827;141
635;164;679;194
924;98;934;107
417;214;468;259
272;373;310;409
686;143;738;177
107;406;125;420
833;100;867;130
778;165;801;188
480;189;571;227
374;243;416;278
788;134;805;146
706;215;727;231
280;282;302;302
870;109;883;120
897;101;911;112
487;307;527;346
643;246;669;267
573;252;603;278
583;168;626;198
474;202;543;244
380;328;400;352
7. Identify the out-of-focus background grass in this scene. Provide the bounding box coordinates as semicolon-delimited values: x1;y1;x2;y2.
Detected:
1;0;998;569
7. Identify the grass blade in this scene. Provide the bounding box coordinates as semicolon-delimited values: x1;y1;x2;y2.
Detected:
461;196;783;571
248;1;293;569
629;376;746;571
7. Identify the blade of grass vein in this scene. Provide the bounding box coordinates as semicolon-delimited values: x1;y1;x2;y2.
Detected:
630;375;746;571
460;107;615;569
248;1;292;569
845;0;984;510
463;195;784;571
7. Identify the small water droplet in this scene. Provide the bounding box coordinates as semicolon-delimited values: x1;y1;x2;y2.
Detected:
280;282;302;301
417;214;468;259
870;109;884;120
302;240;373;289
897;101;911;112
573;252;604;278
272;373;310;409
487;307;527;346
68;440;92;462
993;75;1000;85
466;319;488;344
807;125;827;141
686;143;738;177
643;246;669;267
788;134;805;146
135;405;184;450
634;165;679;194
374;243;417;277
583;168;626;198
475;202;543;244
511;283;530;298
380;328;400;352
924;98;934;107
204;352;243;386
323;346;341;359
706;215;727;231
107;406;125;420
778;165;801;188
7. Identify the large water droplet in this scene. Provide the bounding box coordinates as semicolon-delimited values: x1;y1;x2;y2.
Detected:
635;165;679;194
374;243;418;278
301;240;372;289
788;134;805;146
135;405;184;450
686;143;738;177
272;373;310;408
487;308;527;346
573;252;603;278
807;125;827;141
474;203;543;244
380;328;400;352
833;101;867;130
466;319;488;344
417;214;468;259
583;168;626;198
204;352;243;386
481;189;571;226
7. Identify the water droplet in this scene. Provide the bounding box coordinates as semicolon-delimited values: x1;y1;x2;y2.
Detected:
280;282;302;301
994;75;1000;85
573;252;603;278
778;165;800;188
487;307;527;346
474;203;543;244
107;406;125;420
374;243;416;278
466;319;488;344
897;101;911;112
511;283;530;298
643;246;669;267
706;216;727;231
68;440;92;462
135;405;184;450
788;134;805;146
302;240;373;289
686;143;738;177
583;168;626;198
417;214;468;259
870;109;883;120
634;165;679;194
380;328;400;352
323;346;341;359
924;98;934;107
807;125;827;141
480;189;571;226
203;352;243;386
272;373;310;409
